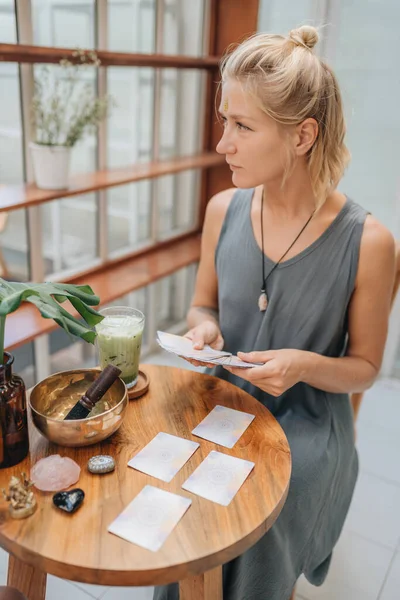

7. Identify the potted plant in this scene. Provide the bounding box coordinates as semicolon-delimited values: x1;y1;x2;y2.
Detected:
0;278;104;468
30;50;111;190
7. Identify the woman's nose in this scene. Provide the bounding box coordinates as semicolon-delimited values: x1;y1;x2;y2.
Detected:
216;129;236;155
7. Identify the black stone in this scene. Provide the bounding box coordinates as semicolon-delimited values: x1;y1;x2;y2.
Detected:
53;488;85;514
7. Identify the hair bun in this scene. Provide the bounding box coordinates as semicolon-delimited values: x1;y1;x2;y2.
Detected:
289;26;319;50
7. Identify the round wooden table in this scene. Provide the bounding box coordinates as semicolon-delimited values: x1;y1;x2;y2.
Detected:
0;365;291;600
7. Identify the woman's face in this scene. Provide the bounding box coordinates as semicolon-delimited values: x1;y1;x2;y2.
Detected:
216;78;292;189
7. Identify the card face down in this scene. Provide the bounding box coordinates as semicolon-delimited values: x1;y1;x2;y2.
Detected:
182;450;255;506
191;405;255;448
128;432;200;482
108;485;192;552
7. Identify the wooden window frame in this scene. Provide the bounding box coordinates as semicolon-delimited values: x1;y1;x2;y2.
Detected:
1;0;260;352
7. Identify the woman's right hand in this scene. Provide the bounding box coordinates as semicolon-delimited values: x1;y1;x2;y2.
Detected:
183;321;224;367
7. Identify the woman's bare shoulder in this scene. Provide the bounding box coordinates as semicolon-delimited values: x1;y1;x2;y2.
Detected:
356;214;396;288
206;187;237;219
203;187;237;247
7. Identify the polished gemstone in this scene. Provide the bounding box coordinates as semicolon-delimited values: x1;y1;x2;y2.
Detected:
53;488;84;513
87;455;115;474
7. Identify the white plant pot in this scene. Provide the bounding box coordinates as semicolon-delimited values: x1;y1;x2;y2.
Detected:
30;142;72;190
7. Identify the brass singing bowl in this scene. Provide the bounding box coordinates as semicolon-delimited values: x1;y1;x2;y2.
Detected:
29;368;128;447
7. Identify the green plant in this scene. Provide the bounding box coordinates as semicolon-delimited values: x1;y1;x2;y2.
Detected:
0;279;105;362
31;49;112;147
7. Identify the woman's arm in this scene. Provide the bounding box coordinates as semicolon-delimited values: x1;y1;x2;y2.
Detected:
300;216;396;392
228;216;396;396
187;187;235;330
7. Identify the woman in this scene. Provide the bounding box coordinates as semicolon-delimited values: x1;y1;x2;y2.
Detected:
153;25;395;600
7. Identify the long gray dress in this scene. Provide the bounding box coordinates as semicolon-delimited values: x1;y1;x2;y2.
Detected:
154;188;367;600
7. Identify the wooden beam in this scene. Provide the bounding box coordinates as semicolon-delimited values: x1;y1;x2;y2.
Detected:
0;43;220;69
5;233;201;351
0;152;225;214
200;0;260;224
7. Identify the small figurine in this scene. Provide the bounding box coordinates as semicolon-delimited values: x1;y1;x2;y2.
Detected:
2;472;37;519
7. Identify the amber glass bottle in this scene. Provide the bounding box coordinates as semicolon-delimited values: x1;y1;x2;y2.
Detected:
0;352;29;468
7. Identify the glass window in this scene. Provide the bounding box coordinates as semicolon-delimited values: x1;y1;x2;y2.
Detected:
32;0;95;48
156;169;200;238
107;67;154;167
329;0;400;232
107;181;152;256
258;0;313;33
32;0;99;278
153;265;195;333
108;0;156;53
0;2;28;281
0;209;30;281
41;196;97;275
162;0;205;57
12;342;36;390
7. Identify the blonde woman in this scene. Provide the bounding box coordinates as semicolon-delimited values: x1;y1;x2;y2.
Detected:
154;26;395;600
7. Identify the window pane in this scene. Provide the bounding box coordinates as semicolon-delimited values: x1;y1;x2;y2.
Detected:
330;0;400;231
156;169;200;238
0;0;17;43
0;3;28;281
41;195;97;275
258;0;313;32
108;0;156;53
107;67;154;167
108;181;152;255
160;68;204;158
153;266;194;332
0;209;30;281
13;342;36;389
32;0;95;47
32;2;99;277
162;0;205;57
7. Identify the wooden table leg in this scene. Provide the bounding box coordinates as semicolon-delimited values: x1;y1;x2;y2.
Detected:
179;566;222;600
7;555;47;600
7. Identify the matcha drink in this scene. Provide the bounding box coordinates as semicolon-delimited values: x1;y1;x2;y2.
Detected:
95;307;145;389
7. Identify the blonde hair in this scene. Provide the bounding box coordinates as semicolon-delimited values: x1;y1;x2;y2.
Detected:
220;25;350;202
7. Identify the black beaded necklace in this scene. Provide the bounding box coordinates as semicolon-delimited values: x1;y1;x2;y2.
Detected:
258;189;316;312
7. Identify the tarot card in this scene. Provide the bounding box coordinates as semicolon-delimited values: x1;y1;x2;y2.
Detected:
108;485;192;552
191;405;255;448
128;432;200;482
156;331;262;367
182;451;254;506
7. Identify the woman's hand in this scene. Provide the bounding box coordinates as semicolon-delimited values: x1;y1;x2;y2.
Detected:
224;349;306;397
182;322;225;367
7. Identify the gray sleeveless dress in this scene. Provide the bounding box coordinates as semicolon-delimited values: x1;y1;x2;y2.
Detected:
154;188;367;600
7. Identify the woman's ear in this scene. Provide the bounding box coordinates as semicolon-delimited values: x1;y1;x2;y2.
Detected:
295;118;318;156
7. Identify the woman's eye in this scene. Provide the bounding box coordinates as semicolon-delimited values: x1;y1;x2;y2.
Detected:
236;122;250;131
221;117;228;128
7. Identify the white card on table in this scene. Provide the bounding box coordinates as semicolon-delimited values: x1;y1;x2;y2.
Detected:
128;432;200;482
108;485;192;552
192;405;255;448
182;451;254;506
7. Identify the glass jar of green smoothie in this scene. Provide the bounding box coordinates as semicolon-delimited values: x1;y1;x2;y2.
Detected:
95;306;145;389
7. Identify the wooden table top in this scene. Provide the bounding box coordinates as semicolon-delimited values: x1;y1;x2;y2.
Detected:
0;364;291;587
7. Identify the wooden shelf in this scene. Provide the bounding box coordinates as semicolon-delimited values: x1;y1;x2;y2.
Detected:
0;152;225;214
0;43;220;69
5;233;201;351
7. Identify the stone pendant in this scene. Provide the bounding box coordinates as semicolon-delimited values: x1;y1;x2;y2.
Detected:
258;290;268;312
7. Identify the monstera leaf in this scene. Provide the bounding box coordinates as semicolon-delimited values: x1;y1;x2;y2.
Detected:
0;278;104;359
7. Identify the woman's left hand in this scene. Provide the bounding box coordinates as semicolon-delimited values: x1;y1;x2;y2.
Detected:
224;349;307;397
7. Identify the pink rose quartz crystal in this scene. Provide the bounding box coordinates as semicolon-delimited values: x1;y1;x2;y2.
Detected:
30;455;81;492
